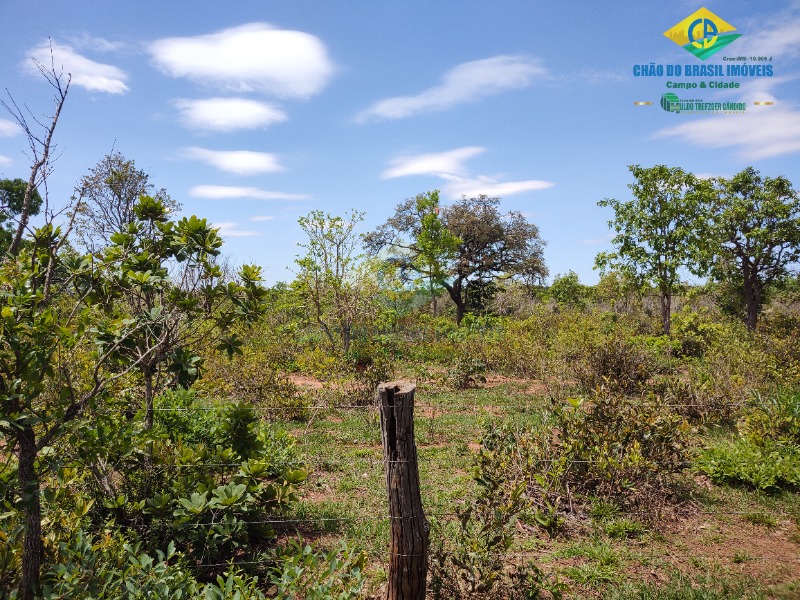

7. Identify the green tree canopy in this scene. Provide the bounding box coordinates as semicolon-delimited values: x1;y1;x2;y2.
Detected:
365;193;547;324
72;152;180;252
704;166;800;331
595;165;706;335
294;209;380;355
0;178;43;253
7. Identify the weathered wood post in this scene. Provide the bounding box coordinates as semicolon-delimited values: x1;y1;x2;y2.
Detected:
377;381;428;600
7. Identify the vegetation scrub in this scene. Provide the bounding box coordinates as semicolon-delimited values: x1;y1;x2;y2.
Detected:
17;423;41;600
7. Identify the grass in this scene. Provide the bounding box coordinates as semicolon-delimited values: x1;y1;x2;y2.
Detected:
607;573;767;599
269;378;800;596
742;512;778;528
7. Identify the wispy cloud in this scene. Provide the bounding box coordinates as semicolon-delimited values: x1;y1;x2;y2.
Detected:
149;23;334;98
249;215;275;221
0;155;12;167
581;236;612;245
213;221;259;238
181;147;285;175
175;98;286;132
442;175;554;198
24;40;128;94
382;146;485;179
654;106;800;160
0;120;20;137
67;33;124;53
356;55;546;122
382;146;554;198
190;185;310;201
731;13;800;60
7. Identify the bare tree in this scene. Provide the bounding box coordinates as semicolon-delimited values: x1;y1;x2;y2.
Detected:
1;46;70;257
72;151;181;251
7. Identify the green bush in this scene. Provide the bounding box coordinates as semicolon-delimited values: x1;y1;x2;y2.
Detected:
555;387;691;503
553;316;661;393
447;356;487;389
739;390;800;447
196;350;311;420
670;307;725;358
695;438;800;492
269;540;366;599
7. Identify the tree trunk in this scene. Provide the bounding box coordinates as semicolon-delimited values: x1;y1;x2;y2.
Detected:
342;324;352;355
144;366;155;430
18;426;42;600
377;382;428;600
430;277;437;317
660;291;672;336
442;279;465;325
744;280;761;332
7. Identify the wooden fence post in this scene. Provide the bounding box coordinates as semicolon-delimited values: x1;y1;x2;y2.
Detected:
377;381;428;600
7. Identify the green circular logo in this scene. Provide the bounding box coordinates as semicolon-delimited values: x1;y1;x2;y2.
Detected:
660;93;680;112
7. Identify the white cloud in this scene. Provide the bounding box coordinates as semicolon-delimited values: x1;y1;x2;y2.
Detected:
581;236;611;245
731;14;800;60
190;185;310;201
442;175;554;198
175;98;286;132
68;34;123;53
213;221;259;238
0;155;12;167
654;106;800;159
24;40;128;94
382;146;485;179
382;146;554;198
149;23;334;97
0;120;20;137
182;147;284;175
356;55;546;122
249;215;275;221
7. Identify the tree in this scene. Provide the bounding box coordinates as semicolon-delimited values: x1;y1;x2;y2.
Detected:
411;191;461;316
1;51;69;258
549;271;592;309
365;193;547;325
95;195;267;430
2;194;267;598
704;167;800;331
595;165;705;335
72;152;180;251
0;178;43;254
0;223;148;599
0;54;75;600
294;209;377;355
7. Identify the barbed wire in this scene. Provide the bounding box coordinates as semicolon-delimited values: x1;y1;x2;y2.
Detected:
146;401;751;412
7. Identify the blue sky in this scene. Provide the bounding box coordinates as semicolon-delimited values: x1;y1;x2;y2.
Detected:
1;0;799;284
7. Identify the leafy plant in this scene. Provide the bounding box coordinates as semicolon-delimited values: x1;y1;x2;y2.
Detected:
555;387;691;504
269;539;366;599
447;356;488;389
739;390;800;447
695;438;800;492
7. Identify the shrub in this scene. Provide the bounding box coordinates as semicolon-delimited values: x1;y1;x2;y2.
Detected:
196;350;311;420
429;421;564;599
670;307;725;358
269;540;366;599
447;356;488;389
694;439;800;493
549;271;593;309
739;390;800;447
553;317;661;394
554;387;691;504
